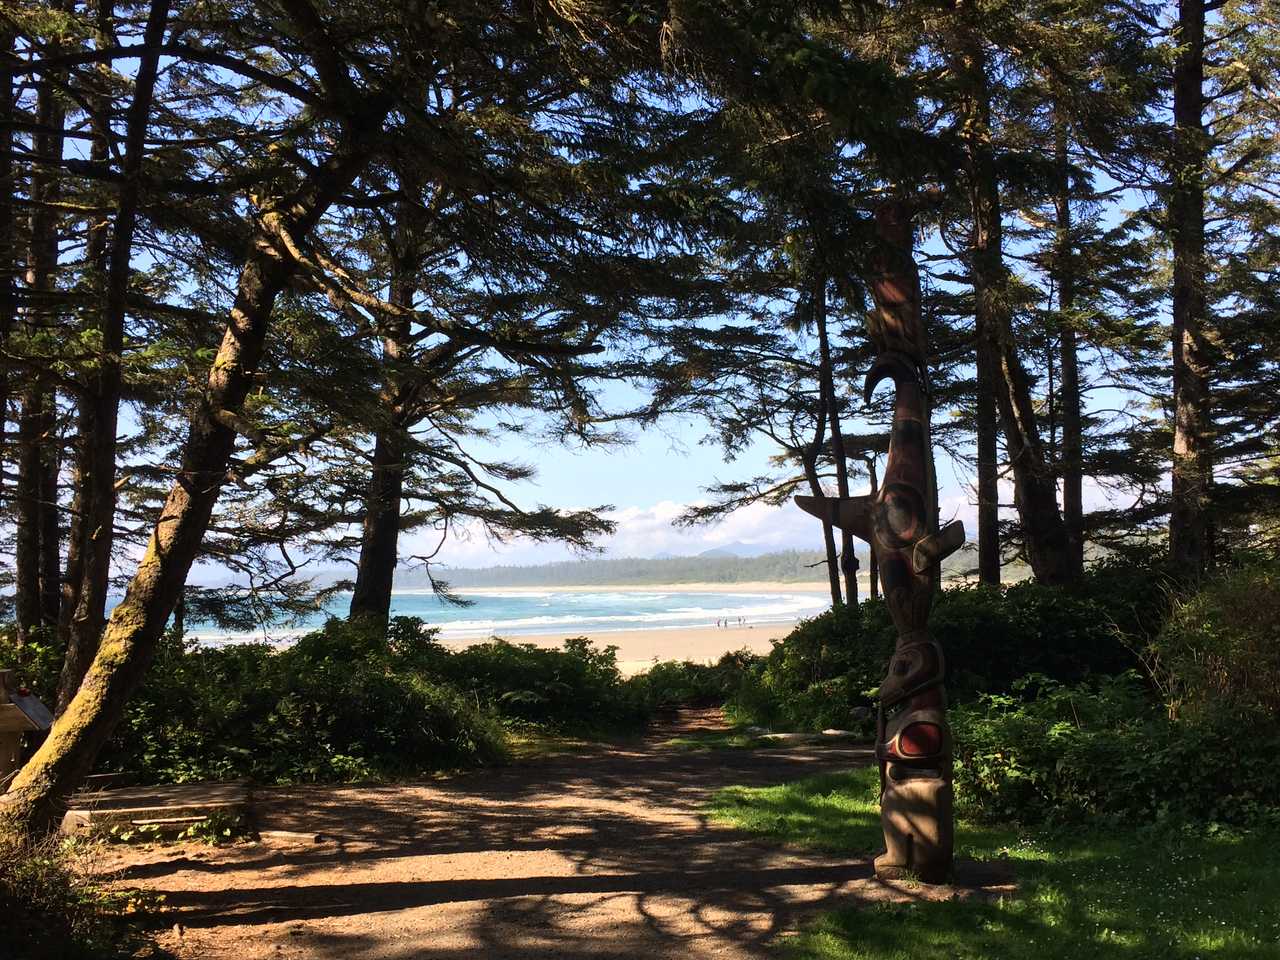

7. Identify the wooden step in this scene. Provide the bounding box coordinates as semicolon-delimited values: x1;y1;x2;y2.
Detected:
60;779;252;836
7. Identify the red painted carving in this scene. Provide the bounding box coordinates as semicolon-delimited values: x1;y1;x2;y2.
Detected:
796;198;963;883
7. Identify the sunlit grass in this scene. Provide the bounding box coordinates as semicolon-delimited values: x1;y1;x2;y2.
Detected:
709;767;1280;959
658;729;765;751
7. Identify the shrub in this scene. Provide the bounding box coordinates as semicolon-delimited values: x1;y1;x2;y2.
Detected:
98;619;507;783
1148;560;1280;717
2;830;150;959
0;625;62;703
726;558;1168;733
4;617;664;785
630;650;762;710
436;635;646;728
952;672;1280;828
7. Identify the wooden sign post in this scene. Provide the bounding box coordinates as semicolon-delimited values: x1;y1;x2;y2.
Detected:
0;670;54;782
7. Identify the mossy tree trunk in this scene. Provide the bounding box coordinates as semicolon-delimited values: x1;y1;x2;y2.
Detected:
1;141;374;835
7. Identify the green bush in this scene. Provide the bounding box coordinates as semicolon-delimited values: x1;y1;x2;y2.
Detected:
726;558;1168;733
99;620;507;782
1149;560;1280;717
630;650;762;710
2;617;664;784
0;625;62;704
727;602;886;732
952;672;1280;828
436;635;645;728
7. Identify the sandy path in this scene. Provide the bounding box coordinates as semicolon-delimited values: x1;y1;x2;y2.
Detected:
102;711;1009;960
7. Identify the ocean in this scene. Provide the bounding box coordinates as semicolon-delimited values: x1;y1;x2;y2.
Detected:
188;588;832;646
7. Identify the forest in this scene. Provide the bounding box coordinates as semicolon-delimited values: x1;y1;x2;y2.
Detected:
403;551;835;587
1;0;1278;958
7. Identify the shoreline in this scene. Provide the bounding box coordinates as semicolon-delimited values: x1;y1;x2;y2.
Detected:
399;579;852;595
188;582;861;660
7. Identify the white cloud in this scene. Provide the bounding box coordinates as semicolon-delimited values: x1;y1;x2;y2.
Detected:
399;497;826;569
389;470;1143;571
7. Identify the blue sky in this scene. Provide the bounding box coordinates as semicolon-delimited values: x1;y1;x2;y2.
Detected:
394;394;1118;570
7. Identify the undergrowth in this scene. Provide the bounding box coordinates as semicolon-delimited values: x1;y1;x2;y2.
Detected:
1;830;158;960
708;767;1280;960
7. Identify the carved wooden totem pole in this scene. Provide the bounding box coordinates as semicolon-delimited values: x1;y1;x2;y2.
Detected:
797;199;964;884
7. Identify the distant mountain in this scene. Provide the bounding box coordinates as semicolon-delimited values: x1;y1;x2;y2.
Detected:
695;541;796;558
696;546;737;558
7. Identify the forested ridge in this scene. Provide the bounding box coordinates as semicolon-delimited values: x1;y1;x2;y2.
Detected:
408;551;836;588
0;1;1278;953
402;546;995;588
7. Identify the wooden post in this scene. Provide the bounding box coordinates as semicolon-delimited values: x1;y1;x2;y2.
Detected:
0;670;54;782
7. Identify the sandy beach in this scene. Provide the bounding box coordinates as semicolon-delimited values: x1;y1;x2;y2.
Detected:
192;581;862;667
441;622;792;675
426;579;869;675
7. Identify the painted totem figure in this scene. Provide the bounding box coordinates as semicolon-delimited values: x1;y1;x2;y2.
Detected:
796;199;964;884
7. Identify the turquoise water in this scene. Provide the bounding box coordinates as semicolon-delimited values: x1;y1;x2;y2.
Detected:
189;588;831;645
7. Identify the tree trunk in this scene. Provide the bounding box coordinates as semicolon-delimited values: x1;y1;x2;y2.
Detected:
961;38;1076;586
14;389;44;643
56;0;170;715
15;33;69;637
975;343;1000;584
349;259;416;625
348;429;406;625
1169;0;1212;578
866;456;880;599
1;139;374;835
59;0;119;658
1054;117;1085;576
0;25;16;495
803;454;843;608
802;397;842;607
37;425;60;626
814;278;857;604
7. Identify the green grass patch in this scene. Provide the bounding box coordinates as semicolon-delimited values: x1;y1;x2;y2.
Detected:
502;725;613;760
708;767;1280;959
658;729;765;751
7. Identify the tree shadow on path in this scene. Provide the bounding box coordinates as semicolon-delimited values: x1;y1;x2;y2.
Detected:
108;709;1012;960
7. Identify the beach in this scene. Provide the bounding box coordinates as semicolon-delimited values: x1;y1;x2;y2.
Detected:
454;580;839;595
443;622;795;675
189;580;871;669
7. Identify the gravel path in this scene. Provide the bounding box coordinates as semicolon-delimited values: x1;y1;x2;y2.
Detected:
101;710;1010;959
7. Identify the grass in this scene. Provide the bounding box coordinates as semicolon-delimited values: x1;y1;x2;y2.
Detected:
500;717;649;760
658;728;767;751
708;766;1280;960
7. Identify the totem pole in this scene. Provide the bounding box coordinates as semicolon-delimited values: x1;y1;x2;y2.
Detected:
796;199;964;884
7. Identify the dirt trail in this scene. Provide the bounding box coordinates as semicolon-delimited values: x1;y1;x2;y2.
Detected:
102;710;1009;959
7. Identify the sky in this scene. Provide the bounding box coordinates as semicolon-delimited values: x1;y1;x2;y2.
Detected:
394;402;1119;571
